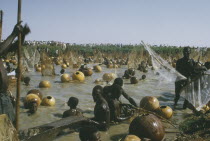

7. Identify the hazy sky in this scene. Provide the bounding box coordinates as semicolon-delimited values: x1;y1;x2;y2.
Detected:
1;0;210;47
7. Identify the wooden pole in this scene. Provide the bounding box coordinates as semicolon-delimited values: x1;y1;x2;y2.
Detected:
15;0;22;131
0;10;3;41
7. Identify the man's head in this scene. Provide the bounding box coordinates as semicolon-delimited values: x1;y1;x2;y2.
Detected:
92;85;103;102
183;47;191;59
67;97;79;109
6;62;10;66
205;62;210;70
128;68;135;76
28;101;38;114
60;69;65;74
79;126;101;141
24;76;30;86
113;78;123;87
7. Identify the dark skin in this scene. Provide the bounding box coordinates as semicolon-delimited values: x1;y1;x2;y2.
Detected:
79;126;101;141
204;62;210;70
62;108;82;118
103;78;137;107
175;47;207;112
62;97;82;118
92;85;110;131
103;78;137;122
23;76;30;86
27;101;38;115
6;62;12;73
123;68;135;79
79;64;87;72
138;61;147;71
60;68;65;74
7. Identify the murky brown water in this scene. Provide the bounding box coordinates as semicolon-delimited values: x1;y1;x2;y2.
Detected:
10;64;192;141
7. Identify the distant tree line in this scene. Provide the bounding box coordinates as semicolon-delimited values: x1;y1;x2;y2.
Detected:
23;43;210;58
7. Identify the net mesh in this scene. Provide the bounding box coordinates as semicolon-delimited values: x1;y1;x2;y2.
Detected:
40;52;55;76
142;41;210;110
142;41;186;82
23;46;40;71
183;72;210;110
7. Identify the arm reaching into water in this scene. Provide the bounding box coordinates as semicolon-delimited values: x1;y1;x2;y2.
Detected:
122;89;137;107
111;100;135;122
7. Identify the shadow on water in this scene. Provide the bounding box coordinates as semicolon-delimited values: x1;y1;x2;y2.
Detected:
124;82;131;85
53;113;63;118
157;92;190;112
158;92;186;104
82;109;94;114
157;92;175;107
110;133;127;141
161;92;175;99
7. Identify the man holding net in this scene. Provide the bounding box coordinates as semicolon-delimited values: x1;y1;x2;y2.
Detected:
0;22;30;123
174;47;207;113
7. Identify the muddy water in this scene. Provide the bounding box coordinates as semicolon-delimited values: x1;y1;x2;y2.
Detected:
10;64;192;141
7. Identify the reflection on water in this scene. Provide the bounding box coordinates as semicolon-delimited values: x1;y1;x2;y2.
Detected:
13;65;191;140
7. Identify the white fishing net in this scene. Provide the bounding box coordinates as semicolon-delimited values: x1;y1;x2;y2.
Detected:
23;47;40;71
128;48;141;69
142;41;210;110
142;41;186;82
183;72;210;110
40;52;55;76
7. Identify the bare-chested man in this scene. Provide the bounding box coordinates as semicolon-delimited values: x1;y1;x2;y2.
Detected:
92;85;110;131
174;47;207;113
62;97;83;118
103;78;137;122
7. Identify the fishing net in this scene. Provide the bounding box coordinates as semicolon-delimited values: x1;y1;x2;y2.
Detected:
63;50;84;66
40;52;55;76
92;49;103;63
142;41;186;82
23;46;40;71
142;41;210;110
128;48;141;69
182;72;210;110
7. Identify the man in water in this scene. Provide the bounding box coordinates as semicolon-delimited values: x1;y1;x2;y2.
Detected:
204;62;210;70
62;97;83;118
79;126;101;141
79;64;87;72
92;85;110;131
174;47;207;112
103;78;137;122
0;22;30;123
123;68;135;79
23;76;30;86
